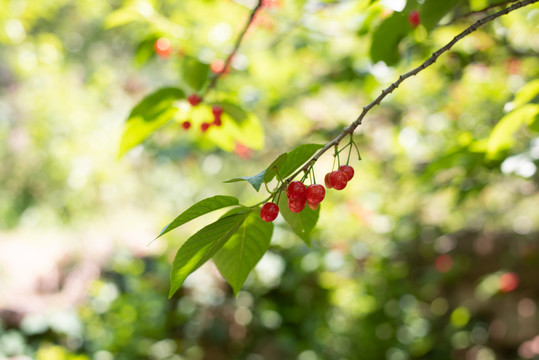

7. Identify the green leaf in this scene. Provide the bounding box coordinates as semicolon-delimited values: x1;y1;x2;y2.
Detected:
224;153;288;191
278;196;319;247
369;13;410;66
263;153;289;183
135;38;157;67
181;57;210;92
157;196;240;239
118;87;185;157
268;144;324;182
513;79;539;108
104;8;140;29
420;0;460;31
213;211;273;295
169;212;250;297
486;104;539;159
224;170;266;191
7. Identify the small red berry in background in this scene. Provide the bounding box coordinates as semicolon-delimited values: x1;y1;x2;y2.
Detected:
260;202;279;222
200;122;210;132
181;121;191;130
499;272;519;292
234;142;252;159
188;94;202;106
339;165;354;181
212;105;223;117
210;59;230;75
435;254;453;273
329;170;348;190
262;0;282;8
306;184;325;204
324;173;333;189
213;117;222;126
409;10;420;27
286;181;307;201
154;37;172;58
288;198;306;213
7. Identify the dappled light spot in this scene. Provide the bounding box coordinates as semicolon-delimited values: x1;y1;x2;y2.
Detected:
499;272;519;293
435;254;453;273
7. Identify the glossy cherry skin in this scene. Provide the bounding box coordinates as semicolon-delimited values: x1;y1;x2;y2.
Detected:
182;121;191;130
306;184;325;204
260;202;279;222
307;201;319;211
329;170;348;190
339;165;354;181
409;10;420;27
188;94;202;106
286;181;307;201
201;122;210;132
288;198;306;213
324;173;333;189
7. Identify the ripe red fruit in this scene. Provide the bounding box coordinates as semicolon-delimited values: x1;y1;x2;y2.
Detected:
307;201;319;211
188;94;202;106
329;170;348;190
288;198;306;213
201;122;210;132
260;202;279;222
286;181;306;201
212;105;223;117
409;10;420;27
181;121;191;130
306;184;325;204
154;37;172;58
324;173;333;189
339;165;354;181
213;117;222;126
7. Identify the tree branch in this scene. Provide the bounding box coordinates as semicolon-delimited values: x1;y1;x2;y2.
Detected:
204;0;263;95
445;0;520;25
285;0;538;183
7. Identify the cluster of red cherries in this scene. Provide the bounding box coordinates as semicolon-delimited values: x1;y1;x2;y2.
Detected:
181;94;223;132
260;164;355;222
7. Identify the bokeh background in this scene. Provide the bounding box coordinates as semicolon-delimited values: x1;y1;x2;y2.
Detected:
1;0;538;359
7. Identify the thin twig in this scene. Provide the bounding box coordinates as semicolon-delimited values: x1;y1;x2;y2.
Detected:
204;0;263;95
284;0;537;184
445;0;520;25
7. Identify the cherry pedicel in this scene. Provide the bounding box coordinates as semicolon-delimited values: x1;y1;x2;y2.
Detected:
260;202;279;222
181;121;191;130
201;122;211;132
188;94;202;106
339;165;354;181
409;10;420;27
329;170;348;190
288;198;306;213
306;184;325;204
286;181;307;201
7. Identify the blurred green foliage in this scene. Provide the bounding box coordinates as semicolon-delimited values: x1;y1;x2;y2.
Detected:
0;0;538;359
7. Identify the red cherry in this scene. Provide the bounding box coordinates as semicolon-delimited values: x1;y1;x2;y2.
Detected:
409;10;420;27
188;94;202;106
260;202;279;222
154;37;172;58
213;116;222;126
212;105;223;117
306;184;325;204
286;181;306;201
329;170;348;190
288;198;306;213
339;165;354;181
307;201;319;211
324;173;333;189
182;121;191;130
201;122;210;132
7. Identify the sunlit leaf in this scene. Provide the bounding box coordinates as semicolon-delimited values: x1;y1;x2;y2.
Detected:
157;195;240;239
224;170;266;191
169;212;250;297
118;87;185;157
268;144;324;181
486;104;539;159
213;211;273;295
278;196;319;247
104;9;141;29
513;79;539;108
